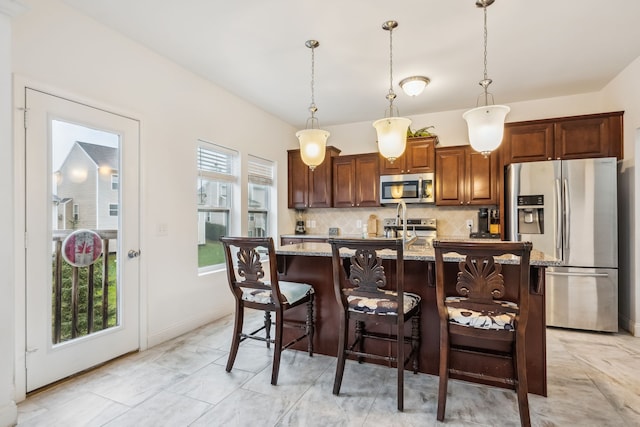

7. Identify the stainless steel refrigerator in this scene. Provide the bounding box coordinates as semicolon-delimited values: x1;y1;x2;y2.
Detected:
506;157;618;332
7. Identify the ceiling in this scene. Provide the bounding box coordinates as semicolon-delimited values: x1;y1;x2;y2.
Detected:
61;0;640;129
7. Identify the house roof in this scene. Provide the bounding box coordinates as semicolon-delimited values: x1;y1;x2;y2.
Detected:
76;142;118;171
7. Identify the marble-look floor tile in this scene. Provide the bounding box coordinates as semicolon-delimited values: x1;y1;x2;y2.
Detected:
190;388;293;427
168;363;254;405
102;390;210;427
17;392;129;427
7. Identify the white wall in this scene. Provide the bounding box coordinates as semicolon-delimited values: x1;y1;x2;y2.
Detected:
1;2;23;425
601;55;640;334
11;0;299;391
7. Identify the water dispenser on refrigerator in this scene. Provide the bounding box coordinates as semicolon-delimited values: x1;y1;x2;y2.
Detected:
517;195;544;235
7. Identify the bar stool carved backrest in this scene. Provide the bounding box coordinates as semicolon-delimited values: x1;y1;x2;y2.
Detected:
221;236;315;385
433;240;533;427
328;238;421;411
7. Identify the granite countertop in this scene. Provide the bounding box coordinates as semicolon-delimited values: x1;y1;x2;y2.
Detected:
275;240;562;266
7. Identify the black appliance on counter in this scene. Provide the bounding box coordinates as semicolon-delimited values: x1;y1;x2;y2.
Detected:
470;207;500;239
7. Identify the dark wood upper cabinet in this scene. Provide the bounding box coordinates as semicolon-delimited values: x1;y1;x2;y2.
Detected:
435;145;499;206
503;111;623;165
287;146;340;209
379;136;437;175
333;153;380;208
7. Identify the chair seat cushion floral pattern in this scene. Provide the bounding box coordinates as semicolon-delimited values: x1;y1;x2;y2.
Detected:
445;296;518;331
345;289;421;315
241;281;314;305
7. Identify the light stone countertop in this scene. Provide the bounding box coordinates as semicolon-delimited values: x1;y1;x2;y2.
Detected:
275;240;562;266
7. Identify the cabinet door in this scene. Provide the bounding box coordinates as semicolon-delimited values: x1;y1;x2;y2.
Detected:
503;123;554;164
554;117;610;160
355;154;380;207
466;149;498;205
379;153;406;175
307;152;334;208
405;136;436;173
332;157;356;208
287;149;309;209
435;147;465;206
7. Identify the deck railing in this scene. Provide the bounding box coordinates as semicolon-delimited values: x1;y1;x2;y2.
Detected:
52;229;118;344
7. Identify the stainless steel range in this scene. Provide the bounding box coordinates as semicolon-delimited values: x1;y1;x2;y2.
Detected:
383;217;437;248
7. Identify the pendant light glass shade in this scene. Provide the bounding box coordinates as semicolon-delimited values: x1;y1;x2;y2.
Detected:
373;116;411;162
296;128;330;168
463;104;510;156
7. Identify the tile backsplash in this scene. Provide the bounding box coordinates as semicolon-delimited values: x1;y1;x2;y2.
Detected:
290;205;498;238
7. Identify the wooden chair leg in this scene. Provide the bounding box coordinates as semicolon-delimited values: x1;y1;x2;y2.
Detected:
307;295;314;356
397;320;405;412
226;301;244;373
515;336;531;427
271;310;284;385
333;310;348;395
355;320;365;363
436;323;450;421
411;314;420;373
264;311;272;349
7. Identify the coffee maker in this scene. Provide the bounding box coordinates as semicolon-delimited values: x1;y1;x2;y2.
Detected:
295;209;306;235
477;207;489;234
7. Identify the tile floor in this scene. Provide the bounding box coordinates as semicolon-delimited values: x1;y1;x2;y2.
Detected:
17;311;640;426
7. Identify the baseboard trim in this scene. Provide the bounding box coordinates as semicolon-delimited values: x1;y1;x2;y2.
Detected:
0;400;17;427
619;313;640;336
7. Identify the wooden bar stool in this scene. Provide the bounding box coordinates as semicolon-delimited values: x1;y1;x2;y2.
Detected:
433;240;533;427
221;236;315;385
328;238;421;411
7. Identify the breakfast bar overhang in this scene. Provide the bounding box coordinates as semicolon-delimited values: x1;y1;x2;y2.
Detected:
275;242;561;397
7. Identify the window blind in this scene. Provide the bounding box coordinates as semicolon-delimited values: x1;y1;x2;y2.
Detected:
248;155;274;186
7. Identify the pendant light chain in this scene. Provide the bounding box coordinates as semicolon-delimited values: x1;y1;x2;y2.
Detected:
481;5;491;106
309;43;317;120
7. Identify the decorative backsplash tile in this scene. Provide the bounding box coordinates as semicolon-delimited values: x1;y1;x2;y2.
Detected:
292;205;498;238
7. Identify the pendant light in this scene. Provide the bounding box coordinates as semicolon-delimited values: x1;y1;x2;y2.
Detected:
296;40;330;171
463;0;510;157
373;21;411;163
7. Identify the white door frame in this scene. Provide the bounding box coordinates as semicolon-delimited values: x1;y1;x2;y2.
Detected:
12;75;148;401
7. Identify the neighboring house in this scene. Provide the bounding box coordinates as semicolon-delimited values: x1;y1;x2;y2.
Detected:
55;141;119;231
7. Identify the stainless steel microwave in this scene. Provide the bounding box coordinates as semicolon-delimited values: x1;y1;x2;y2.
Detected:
380;173;435;204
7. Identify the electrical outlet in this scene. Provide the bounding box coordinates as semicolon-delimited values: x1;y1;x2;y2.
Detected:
310;220;316;228
466;219;473;231
356;219;362;229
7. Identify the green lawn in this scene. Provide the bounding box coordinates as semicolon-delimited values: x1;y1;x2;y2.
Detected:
198;239;225;267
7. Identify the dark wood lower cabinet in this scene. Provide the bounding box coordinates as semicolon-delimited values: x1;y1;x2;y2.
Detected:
276;253;547;397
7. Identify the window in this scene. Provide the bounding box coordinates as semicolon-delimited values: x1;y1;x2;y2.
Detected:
197;141;237;271
248;156;274;238
109;203;118;216
111;174;119;190
72;204;79;221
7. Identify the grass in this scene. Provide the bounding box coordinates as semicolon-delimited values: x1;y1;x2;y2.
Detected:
198;239;225;268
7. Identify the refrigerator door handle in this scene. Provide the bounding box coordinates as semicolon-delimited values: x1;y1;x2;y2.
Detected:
547;271;610;278
563;178;570;250
555;178;562;251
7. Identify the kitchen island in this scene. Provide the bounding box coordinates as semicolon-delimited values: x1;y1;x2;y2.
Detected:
275;241;561;396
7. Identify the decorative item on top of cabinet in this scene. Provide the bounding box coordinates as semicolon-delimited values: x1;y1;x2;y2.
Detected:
502;111;623;165
333;153;380;208
435;145;499;206
379;136;437;175
288;146;341;209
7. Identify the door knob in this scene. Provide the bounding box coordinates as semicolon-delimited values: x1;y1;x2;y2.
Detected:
128;250;141;259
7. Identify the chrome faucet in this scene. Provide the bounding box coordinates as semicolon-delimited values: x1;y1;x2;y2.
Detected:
396;201;417;249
